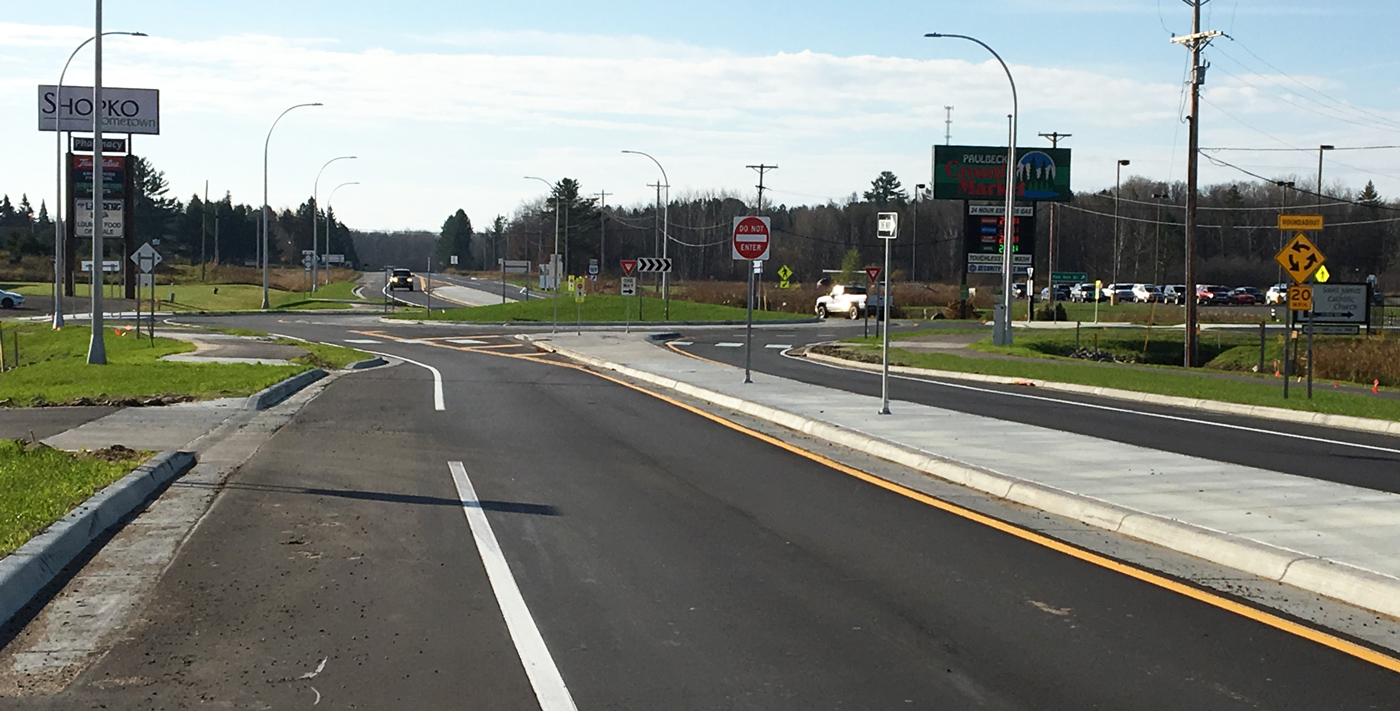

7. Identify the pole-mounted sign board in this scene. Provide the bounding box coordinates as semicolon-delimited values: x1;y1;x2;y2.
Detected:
1274;233;1326;284
74;199;123;238
1278;214;1324;231
634;257;672;273
131;242;162;273
71;136;127;153
865;267;882;283
877;212;898;240
620;259;637;276
732;216;771;261
934;145;1072;202
38;85;160;134
620;276;637;296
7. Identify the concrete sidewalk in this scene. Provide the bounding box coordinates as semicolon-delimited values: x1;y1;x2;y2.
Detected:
528;331;1400;621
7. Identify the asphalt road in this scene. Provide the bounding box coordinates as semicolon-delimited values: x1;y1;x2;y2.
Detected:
668;321;1400;495
18;312;1394;708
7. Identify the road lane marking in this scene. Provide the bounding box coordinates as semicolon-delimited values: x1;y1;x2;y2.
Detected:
355;348;446;411
571;365;1400;675
446;339;488;345
448;462;579;710
784;347;1400;457
715;342;743;348
764;344;793;349
343;339;381;344
669;341;694;346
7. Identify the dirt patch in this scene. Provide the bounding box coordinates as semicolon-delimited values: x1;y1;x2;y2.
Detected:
81;444;144;462
0;394;197;408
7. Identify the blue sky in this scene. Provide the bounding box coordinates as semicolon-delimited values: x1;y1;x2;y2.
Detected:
5;1;1400;230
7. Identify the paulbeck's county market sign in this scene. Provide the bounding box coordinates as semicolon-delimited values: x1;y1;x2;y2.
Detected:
933;145;1072;202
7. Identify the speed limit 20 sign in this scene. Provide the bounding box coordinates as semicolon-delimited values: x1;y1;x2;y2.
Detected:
732;216;771;261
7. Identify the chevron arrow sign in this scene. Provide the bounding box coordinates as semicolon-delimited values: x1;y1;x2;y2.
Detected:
635;257;672;273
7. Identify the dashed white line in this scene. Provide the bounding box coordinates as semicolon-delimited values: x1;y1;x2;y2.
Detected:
669;341;694;346
446;338;488;345
765;344;793;349
715;342;743;348
448;462;579;711
344;339;381;344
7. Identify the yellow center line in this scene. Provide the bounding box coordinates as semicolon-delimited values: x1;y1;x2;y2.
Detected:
571;360;1400;676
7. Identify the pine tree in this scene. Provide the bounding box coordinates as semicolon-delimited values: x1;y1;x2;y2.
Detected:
862;171;908;206
437;210;474;269
1359;181;1381;206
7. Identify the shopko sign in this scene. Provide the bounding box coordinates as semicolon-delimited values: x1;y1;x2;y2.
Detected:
38;85;160;135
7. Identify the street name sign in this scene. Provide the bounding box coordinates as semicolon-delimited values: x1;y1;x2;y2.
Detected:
732;216;771;261
502;259;531;274
1274;233;1326;284
1052;271;1087;283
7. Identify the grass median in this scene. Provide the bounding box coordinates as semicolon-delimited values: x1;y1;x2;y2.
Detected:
0;323;309;406
7;280;361;312
821;335;1400;422
388;293;809;323
0;440;149;556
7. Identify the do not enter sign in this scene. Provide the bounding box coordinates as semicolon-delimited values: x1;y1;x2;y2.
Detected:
732;216;771;261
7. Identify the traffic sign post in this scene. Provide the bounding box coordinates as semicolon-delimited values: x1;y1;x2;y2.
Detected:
777;264;793;289
1288;285;1313;312
1275;233;1326;284
876;212;897;414
732;216;772;384
620;276;637;333
572;276;585;335
131;243;161;341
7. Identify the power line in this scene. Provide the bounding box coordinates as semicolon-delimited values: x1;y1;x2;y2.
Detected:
1202;153;1400;212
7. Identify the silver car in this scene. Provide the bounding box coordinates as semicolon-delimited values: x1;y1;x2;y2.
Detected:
0;288;24;309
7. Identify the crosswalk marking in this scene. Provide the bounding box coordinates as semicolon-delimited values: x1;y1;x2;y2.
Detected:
446;338;488;345
715;342;743;347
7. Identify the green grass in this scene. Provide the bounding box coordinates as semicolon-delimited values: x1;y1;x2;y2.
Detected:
842;327;990;346
5;281;349;312
310;280;363;301
1007;299;1280;325
0;440;149;556
280;338;370;370
390;294;809;323
826;343;1400;421
968;326;1265;366
0;323;308;405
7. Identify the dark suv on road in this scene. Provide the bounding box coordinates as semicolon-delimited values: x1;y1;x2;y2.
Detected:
388;268;415;291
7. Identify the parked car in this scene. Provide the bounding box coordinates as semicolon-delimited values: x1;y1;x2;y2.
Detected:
1265;283;1290;305
1131;283;1163;303
1230;286;1265;305
388;268;415;291
0;288;23;309
1040;284;1071;302
1103;283;1136;303
815;284;867;319
1196;284;1231;305
1069;282;1102;302
1161;284;1188;305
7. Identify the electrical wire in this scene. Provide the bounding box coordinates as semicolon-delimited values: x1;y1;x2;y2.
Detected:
1202;153;1400;212
1224;36;1400;132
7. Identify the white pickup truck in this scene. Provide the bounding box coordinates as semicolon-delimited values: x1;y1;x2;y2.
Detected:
815;284;868;319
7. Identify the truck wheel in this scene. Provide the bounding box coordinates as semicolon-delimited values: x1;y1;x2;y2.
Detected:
816;305;828;319
848;306;860;319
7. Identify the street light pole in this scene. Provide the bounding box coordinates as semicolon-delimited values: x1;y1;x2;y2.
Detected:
325;181;358;282
1316;145;1334;250
925;32;1018;345
912;184;925;281
1113;159;1130;301
261;102;322;310
525;176;561;332
622;150;671;319
313;156;356;291
52;30;146;330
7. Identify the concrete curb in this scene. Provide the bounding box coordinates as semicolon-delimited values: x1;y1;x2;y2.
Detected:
0;450;196;627
531;338;1400;621
245;369;327;411
802;350;1400;438
344;357;387;370
383;317;822;327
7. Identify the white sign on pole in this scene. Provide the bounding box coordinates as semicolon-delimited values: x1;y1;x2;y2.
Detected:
131;242;162;273
450;255;459;265
80;260;121;273
138;273;154;288
732;216;771;261
620;276;637;296
74;199;124;238
38;85;161;134
1307;283;1368;324
877;212;898;239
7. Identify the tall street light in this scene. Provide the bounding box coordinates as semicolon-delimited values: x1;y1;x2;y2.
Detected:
911;183;925;281
1113;159;1130;301
324;181;358;279
313;155;356;291
525;176;562;332
262;102;322;309
52;30;146;330
925;33;1018;345
621;150;671;319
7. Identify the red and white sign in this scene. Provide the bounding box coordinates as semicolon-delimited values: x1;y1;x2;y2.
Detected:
619;259;637;276
865;267;882;283
732;216;771;261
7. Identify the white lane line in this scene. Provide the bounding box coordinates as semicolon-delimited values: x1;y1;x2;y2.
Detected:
668;341;694;346
446;338;488;345
448;462;579;711
397;339;431;345
344;339;381;344
783;347;1400;456
356;348;446;411
765;344;793;349
715;342;743;348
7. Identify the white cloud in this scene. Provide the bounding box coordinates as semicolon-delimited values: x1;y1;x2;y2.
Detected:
2;21;1397;231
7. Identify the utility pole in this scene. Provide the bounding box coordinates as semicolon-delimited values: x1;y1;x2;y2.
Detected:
596;190;609;274
201;181;208;281
747;164;778;213
1171;0;1220;367
944;106;954;145
1038;132;1071;320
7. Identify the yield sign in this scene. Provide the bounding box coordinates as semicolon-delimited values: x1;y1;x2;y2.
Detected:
1274;232;1325;284
131;242;162;273
619;259;637;277
865;267;882;283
